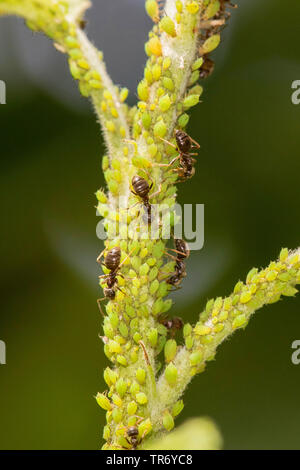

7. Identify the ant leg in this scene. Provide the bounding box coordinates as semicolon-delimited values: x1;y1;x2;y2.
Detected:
128;201;140;210
116;286;127;297
97;260;108;271
170;168;184;177
97;298;106;316
164;251;177;261
135;416;145;427
168;248;188;258
149;182;163;200
118;273;132;282
96;249;106;264
198;19;225;30
153;154;180;168
118;247;136;269
119;200;140;214
158;136;177;150
168;286;182;292
98;274;109;280
158;271;173;282
189;137;201;149
168;155;181;166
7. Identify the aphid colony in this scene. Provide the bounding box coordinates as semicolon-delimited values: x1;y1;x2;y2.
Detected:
97;129;197;312
97;238;190;312
97;0;237;451
97;0;237;317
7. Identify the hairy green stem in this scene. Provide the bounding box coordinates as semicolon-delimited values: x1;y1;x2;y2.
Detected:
155;247;300;428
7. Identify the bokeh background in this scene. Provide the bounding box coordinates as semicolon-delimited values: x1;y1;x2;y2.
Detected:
1;0;300;450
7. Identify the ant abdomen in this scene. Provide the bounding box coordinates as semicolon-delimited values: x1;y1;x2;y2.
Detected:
104;246;121;271
132;175;151;199
175;129;192;154
103;287;116;300
167;273;182;287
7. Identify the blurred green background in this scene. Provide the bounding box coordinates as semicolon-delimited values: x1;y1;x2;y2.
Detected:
1;0;300;450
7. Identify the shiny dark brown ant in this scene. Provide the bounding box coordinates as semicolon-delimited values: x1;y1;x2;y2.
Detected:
126;426;140;450
159;314;184;337
199;55;215;79
96;247;131;314
173;238;190;259
130;174;162;225
166;238;190;289
166;265;187;288
117;417;147;450
159;130;200;182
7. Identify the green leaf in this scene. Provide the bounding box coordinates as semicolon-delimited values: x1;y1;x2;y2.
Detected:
144;418;222;450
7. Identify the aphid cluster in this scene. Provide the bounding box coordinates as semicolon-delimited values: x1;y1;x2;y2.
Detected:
166;238;190;289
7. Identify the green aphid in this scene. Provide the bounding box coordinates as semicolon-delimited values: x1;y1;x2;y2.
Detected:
164;339;177;362
165;362;178;386
163;411;174;431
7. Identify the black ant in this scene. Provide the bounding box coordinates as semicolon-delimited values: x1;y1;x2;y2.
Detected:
166;266;186;288
173;238;190;260
199;55;215;79
159;130;200;182
130;174;161;225
96;246;130;314
159;314;183;337
126;426;140;450
118;418;147;450
166;238;190;289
